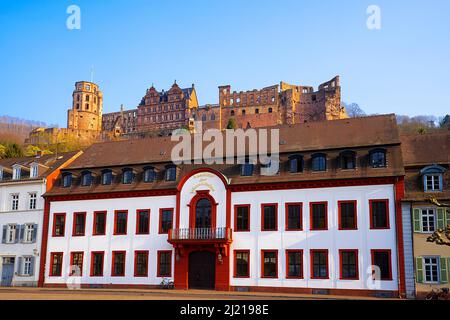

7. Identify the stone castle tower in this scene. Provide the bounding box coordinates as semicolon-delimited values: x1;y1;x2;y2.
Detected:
67;81;103;131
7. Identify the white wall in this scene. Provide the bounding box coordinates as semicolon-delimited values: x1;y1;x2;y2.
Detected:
0;180;45;286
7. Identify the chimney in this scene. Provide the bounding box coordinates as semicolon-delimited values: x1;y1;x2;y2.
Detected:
36;150;42;158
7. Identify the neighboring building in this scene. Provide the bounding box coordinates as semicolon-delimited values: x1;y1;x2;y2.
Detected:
400;131;450;298
39;115;407;298
0;151;82;286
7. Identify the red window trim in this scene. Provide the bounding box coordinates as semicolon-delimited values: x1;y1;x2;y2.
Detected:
309;202;328;231
156;250;172;277
234;204;251;232
92;211;107;236
72;212;86;237
52;213;66;237
134;250;149;277
113;210;128;235
49;252;63;277
338;200;358;230
261;249;278;279
310;249;329;279
90;251;105;277
285;202;303;231
370;249;393;281
111;251;126;277
159;208;174;234
369;199;390;230
339;249;359;280
233;249;250;278
261;203;278;231
69;251;84;276
136;209;151;235
285;249;303;279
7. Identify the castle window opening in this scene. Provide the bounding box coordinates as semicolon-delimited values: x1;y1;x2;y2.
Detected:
268;108;273;113
255;108;259;114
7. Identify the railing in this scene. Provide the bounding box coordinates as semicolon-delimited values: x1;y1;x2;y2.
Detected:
169;227;232;241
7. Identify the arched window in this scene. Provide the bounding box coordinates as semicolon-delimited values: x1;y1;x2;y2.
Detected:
81;171;92;186
62;172;72;188
230;110;235;116
255;108;259;114
101;169;113;185
165;165;176;181
122;168;134;184
289;154;303;173
143;166;156;183
195;198;212;229
268;107;273;113
420;165;446;192
311;153;327;172
340;151;356;170
242;109;246;115
202;114;207;122
211;114;215;121
370;149;386;168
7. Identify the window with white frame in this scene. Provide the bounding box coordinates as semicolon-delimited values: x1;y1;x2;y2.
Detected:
11;194;19;211
423;257;439;283
24;224;35;243
421;209;436;232
6;224;17;243
29;193;37;210
23;257;33;276
12;166;21;180
425;174;441;191
30;164;38;178
0;167;3;181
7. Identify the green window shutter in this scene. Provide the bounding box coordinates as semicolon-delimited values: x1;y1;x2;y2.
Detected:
445;208;450;227
416;257;424;283
436;208;445;229
448;258;450;283
440;258;448;284
413;208;421;232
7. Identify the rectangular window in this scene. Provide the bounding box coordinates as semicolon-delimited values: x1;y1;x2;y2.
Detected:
339;249;359;280
338;201;357;230
70;252;84;276
72;212;86;236
23;257;33;276
136;210;150;235
425;175;441;191
29;193;37;210
261;250;278;278
311;249;329;279
261;204;277;231
423;257;439;283
421;209;436;232
52;213;66;237
111;251;126;277
234;250;250;278
371;250;392;281
310;202;328;230
11;194;19;211
114;210;128;235
286;250;303;279
157;251;172;277
370;200;389;229
90;252;104;277
134;251;149;277
24;224;35;243
159;208;173;234
234;205;250;232
285;203;302;231
93;211;107;235
5;224;17;243
49;252;63;276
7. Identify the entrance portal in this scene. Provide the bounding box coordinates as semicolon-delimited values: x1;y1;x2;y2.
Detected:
188;251;215;289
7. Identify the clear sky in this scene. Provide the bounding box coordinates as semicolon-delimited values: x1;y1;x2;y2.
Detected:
0;0;449;126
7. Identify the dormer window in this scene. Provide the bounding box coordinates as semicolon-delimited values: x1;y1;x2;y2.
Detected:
0;167;3;181
122;168;134;184
62;173;72;188
12;165;21;180
165;165;176;181
312;153;327;172
289;154;303;173
241;157;254;176
370;149;386;168
340;151;356;170
30;163;39;178
421;165;446;192
101;169;113;185
81;171;93;187
143;166;156;183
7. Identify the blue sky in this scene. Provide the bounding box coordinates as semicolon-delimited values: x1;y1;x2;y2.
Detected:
0;0;449;126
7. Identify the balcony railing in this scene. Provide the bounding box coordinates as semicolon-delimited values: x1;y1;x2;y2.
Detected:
168;227;232;242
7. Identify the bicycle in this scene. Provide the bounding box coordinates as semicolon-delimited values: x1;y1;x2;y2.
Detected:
159;277;174;289
425;288;449;300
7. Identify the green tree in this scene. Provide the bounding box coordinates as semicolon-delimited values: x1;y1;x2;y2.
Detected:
4;143;24;158
0;144;6;159
226;118;237;130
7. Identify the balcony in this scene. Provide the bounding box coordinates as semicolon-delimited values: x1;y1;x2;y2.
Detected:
168;227;233;245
